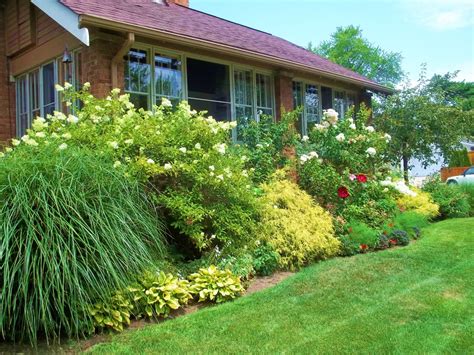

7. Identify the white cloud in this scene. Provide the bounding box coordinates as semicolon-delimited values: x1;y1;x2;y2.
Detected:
403;0;474;30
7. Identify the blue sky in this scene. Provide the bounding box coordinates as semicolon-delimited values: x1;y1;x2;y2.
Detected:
192;0;474;83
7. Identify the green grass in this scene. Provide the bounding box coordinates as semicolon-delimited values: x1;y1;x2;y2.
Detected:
87;219;474;354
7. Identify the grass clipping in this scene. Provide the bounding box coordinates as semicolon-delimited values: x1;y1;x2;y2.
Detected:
260;179;340;270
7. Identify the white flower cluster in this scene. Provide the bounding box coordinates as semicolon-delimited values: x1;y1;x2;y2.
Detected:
299;151;319;164
380;178;417;197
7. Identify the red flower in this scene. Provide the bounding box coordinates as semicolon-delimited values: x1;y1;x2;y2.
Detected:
388;222;394;228
389;239;397;246
337;186;350;199
356;174;367;183
360;244;368;250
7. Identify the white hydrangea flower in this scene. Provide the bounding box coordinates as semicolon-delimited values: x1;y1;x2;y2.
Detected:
64;82;73;90
161;98;173;108
349;123;357;130
113;161;122;168
302;135;309;142
209;165;215;171
111;88;121;95
314;124;326;131
241;155;248;162
365;126;375;133
67;114;79;124
256;144;263;148
83;82;91;90
242;170;248;177
384;133;392;142
230;121;238;128
147;159;155;164
58;143;68;150
35;132;46;138
179;147;187;154
308;151;318;158
164;163;172;170
216;174;224;181
300;154;309;164
125;139;134;145
366;147;376;156
108;141;119;150
5;147;12;153
0;152;4;158
214;143;226;155
55;84;64;92
195;143;201;150
25;138;38;146
62;133;72;140
336;133;345;142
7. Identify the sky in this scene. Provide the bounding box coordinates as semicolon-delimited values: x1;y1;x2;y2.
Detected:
192;0;474;83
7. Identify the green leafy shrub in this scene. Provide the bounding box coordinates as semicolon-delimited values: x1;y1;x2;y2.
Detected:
217;253;256;280
337;235;361;256
89;292;133;332
0;145;166;344
252;243;281;276
394;212;429;238
345;221;380;250
448;149;471;167
377;234;391;250
389;230;410;246
7;84;262;256
129;271;192;319
423;177;470;219
396;188;439;219
188;266;244;303
458;184;474;216
240;113;299;184
260;177;340;269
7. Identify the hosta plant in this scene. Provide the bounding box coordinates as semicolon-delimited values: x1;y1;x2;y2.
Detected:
188;266;244;303
129;271;193;319
89;292;133;332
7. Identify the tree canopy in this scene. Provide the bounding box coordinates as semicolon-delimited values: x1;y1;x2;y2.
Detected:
309;25;404;88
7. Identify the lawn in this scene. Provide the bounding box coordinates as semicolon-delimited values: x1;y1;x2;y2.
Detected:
87;218;474;354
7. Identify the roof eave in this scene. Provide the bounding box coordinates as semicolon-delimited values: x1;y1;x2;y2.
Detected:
79;14;394;94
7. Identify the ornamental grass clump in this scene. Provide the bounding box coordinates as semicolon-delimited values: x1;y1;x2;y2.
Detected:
260;177;340;269
0;145;166;344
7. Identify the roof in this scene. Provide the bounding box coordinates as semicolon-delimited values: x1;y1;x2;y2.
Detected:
59;0;392;93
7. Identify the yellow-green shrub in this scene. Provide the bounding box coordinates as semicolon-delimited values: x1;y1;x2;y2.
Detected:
89;292;133;332
260;178;340;269
188;266;244;303
397;189;439;219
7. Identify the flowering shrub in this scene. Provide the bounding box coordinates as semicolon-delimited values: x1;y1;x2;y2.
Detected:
5;84;262;255
395;188;439;219
260;177;340;269
423;177;471;219
188;266;244;303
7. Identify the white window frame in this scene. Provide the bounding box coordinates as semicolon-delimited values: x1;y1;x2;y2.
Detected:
124;44;275;141
15;60;59;137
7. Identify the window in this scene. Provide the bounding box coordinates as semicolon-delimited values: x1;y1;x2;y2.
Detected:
16;61;58;137
256;73;273;117
155;52;182;105
321;86;332;110
334;90;345;118
234;69;253;139
293;81;304;133
346;92;356;114
124;49;151;109
187;58;231;121
294;81;321;135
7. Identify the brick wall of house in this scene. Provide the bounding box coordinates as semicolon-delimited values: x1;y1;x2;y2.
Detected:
81;33;125;98
274;73;294;120
0;6;14;144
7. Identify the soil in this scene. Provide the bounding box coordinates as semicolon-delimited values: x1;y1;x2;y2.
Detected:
1;271;295;354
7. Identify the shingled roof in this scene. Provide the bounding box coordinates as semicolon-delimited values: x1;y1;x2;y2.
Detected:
59;0;391;93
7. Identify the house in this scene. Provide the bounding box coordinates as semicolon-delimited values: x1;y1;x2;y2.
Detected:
0;0;392;144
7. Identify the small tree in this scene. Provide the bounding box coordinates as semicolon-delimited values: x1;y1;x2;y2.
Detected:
376;68;474;182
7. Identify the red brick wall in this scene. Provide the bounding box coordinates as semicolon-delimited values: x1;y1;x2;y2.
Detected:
274;73;293;121
81;35;125;98
0;6;15;144
168;0;189;7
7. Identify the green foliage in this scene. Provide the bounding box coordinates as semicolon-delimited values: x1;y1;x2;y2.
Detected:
0;145;166;344
458;184;474;217
448;149;471;167
426;71;474;112
396;189;440;219
7;84;262;255
252;243;281;276
188;266;244;303
337;235;361;256
89;293;133;333
389;230;410;246
345;221;380;249
423;177;471;219
309;25;403;87
217;253;256;280
394;212;430;238
376;67;474;179
240;113;299;184
129;271;192;319
260;178;340;269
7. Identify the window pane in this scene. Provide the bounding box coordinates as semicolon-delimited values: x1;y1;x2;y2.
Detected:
155;53;182;99
236;105;253;140
346;92;356;113
305;84;320;132
334;90;345;118
42;62;56;115
256;73;273;115
187;58;230;103
234;69;253;106
16;76;29;137
293;81;304;133
130;94;149;110
29;70;40;118
321;86;332;110
124;49;150;94
188;98;231;121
